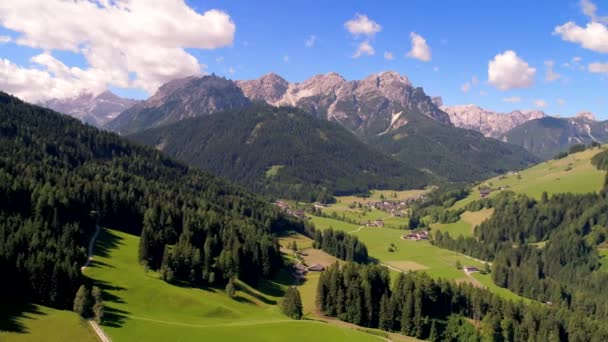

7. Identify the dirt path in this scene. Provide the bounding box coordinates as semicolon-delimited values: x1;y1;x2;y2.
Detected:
81;224;100;271
89;320;111;342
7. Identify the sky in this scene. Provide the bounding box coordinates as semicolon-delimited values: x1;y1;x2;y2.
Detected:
0;0;607;118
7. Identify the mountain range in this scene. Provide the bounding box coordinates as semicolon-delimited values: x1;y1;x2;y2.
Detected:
40;91;139;127
104;72;538;187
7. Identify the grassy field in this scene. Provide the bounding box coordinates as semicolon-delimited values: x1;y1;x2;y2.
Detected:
452;147;606;209
600;246;608;272
0;304;97;342
431;208;494;238
278;231;314;250
82;228;383;342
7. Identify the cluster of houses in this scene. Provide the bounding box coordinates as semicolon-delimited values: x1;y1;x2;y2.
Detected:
273;200;308;220
365;194;427;216
402;230;429;241
292;263;325;279
365;219;385;227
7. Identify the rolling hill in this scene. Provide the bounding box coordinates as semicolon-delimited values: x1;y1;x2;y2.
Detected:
129;104;430;202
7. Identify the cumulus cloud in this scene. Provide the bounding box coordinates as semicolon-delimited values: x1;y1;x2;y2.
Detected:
534;99;548;108
0;0;235;101
0;35;10;43
544;60;561;81
216;56;224;63
384;51;394;60
588;62;608;73
502;96;522;103
228;67;236;75
305;35;317;48
345;14;382;37
557;98;567;105
406;32;431;62
488;50;536;90
554;1;608;54
460;75;478;93
353;41;375;58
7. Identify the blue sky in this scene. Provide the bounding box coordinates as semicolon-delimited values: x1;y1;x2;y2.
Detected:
1;0;607;118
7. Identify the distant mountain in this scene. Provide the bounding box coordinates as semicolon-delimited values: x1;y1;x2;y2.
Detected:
40;91;139;127
503;113;608;159
365;108;540;182
441;104;546;139
237;71;451;136
129;104;430;202
106;75;251;134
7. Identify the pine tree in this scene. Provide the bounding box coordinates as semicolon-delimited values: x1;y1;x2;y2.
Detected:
281;286;303;320
73;285;91;318
429;319;441;342
226;278;236;299
91;286;104;323
378;292;393;331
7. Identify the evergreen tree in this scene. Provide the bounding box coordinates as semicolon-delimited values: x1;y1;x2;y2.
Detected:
281;286;303;320
91;286;104;323
73;285;91;318
378;293;393;331
226;278;236;299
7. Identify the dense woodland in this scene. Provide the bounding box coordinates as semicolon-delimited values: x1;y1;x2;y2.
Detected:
312;228;368;263
0;92;306;308
432;149;608;323
317;262;608;341
130;105;430;202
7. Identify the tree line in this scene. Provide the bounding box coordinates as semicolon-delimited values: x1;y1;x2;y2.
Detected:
313;228;368;263
317;262;608;341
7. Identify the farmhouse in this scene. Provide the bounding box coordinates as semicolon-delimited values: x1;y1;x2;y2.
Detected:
365;219;384;227
293;263;308;276
479;189;491;198
463;266;479;273
403;230;429;241
307;264;325;272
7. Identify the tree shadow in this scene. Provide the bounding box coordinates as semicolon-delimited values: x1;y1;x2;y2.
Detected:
0;302;46;333
236;284;277;305
94;228;124;259
102;306;129;328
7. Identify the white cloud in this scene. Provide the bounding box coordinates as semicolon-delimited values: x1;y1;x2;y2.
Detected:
460;75;478;93
216;56;224;63
305;35;317;48
344;14;381;37
0;0;235;101
554;22;608;53
588;62;608;73
534;99;548;108
460;82;471;93
384;51;394;60
502;96;522;103
581;0;608;23
0;35;10;43
573;56;583;63
557;98;566;105
353;41;375;58
479;90;487;96
283;55;290;63
228;67;236;75
488;50;536;90
406;32;431;62
544;60;561;81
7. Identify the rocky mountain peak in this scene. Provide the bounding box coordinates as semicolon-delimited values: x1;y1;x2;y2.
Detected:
575;111;596;121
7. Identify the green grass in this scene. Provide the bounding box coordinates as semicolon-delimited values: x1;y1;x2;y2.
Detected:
599;248;608;272
0;304;97;342
431;208;494;238
452;147;606;209
265;164;285;178
82;228;382;342
472;273;531;303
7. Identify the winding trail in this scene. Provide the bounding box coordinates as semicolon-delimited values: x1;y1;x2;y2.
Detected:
89;320;111;342
81;224;100;271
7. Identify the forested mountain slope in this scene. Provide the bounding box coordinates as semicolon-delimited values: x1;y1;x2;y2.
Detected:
0;92;304;310
367;109;539;182
129;105;429;202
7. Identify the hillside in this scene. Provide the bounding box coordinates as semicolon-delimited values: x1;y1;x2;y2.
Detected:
0;92;305;312
503;115;608;159
106;75;251;134
366;109;540;182
81;228;383;342
130;104;429;202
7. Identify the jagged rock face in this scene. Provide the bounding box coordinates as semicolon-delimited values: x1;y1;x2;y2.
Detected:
441;104;546;139
237;71;451;136
106;75;250;134
40;91;139;127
